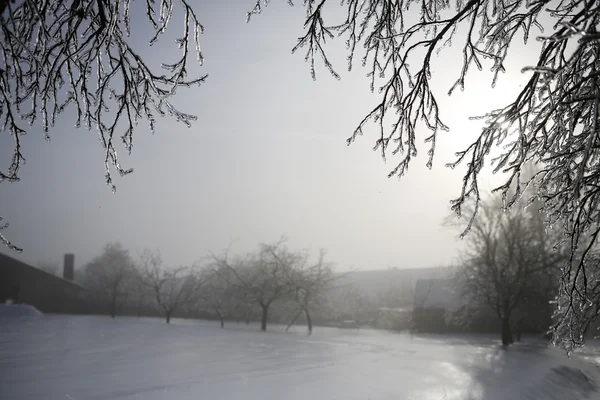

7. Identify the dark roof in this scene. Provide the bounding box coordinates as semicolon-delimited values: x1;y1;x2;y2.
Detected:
0;252;85;290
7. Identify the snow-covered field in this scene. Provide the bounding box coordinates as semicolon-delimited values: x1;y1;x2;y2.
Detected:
2;315;600;400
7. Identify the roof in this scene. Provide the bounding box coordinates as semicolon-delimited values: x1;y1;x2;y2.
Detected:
0;252;85;290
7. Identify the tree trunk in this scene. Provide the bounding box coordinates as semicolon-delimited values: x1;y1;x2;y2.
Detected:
260;305;269;332
501;316;513;346
304;308;313;335
110;298;117;318
166;311;171;324
285;308;303;332
515;319;522;342
215;308;225;328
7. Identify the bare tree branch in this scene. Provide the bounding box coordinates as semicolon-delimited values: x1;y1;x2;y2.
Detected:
247;0;600;350
0;0;206;251
137;248;202;323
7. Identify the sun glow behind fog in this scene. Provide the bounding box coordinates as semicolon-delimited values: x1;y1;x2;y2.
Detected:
433;56;538;194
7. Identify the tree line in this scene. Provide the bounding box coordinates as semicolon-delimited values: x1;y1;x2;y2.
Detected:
76;174;580;347
77;203;573;346
78;238;374;333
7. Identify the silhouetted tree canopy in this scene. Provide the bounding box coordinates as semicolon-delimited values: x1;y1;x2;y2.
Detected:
81;242;135;318
450;190;565;345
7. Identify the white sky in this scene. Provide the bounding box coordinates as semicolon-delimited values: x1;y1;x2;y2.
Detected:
0;0;542;272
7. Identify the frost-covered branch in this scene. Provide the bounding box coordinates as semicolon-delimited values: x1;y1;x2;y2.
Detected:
0;0;206;251
248;0;600;349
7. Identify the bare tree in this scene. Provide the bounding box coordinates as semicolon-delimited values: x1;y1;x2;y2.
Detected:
246;0;600;349
137;249;201;324
451;192;565;345
193;266;247;328
324;283;375;326
126;265;155;318
82;242;134;318
283;249;336;335
0;0;206;252
211;239;300;332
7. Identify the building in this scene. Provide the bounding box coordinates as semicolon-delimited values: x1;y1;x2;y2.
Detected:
336;266;453;303
412;278;465;333
0;252;86;314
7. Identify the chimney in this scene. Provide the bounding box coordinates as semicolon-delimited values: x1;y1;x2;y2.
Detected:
63;254;75;281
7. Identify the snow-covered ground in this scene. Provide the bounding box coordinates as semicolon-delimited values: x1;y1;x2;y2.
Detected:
0;303;43;317
2;315;600;400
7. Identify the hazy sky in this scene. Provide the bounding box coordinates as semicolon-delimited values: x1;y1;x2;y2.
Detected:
0;0;541;272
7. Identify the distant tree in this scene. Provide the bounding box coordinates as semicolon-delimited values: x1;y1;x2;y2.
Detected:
246;0;600;349
137;249;201;324
211;239;301;332
450;191;565;345
0;0;205;252
82;242;134;318
194;265;247;328
197;283;229;328
326;283;375;325
283;249;336;335
126;266;155;318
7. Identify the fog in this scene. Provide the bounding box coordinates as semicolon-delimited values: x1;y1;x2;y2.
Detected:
0;0;537;270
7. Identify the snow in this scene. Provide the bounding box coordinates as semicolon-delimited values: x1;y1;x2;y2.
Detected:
1;315;600;400
0;303;43;317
